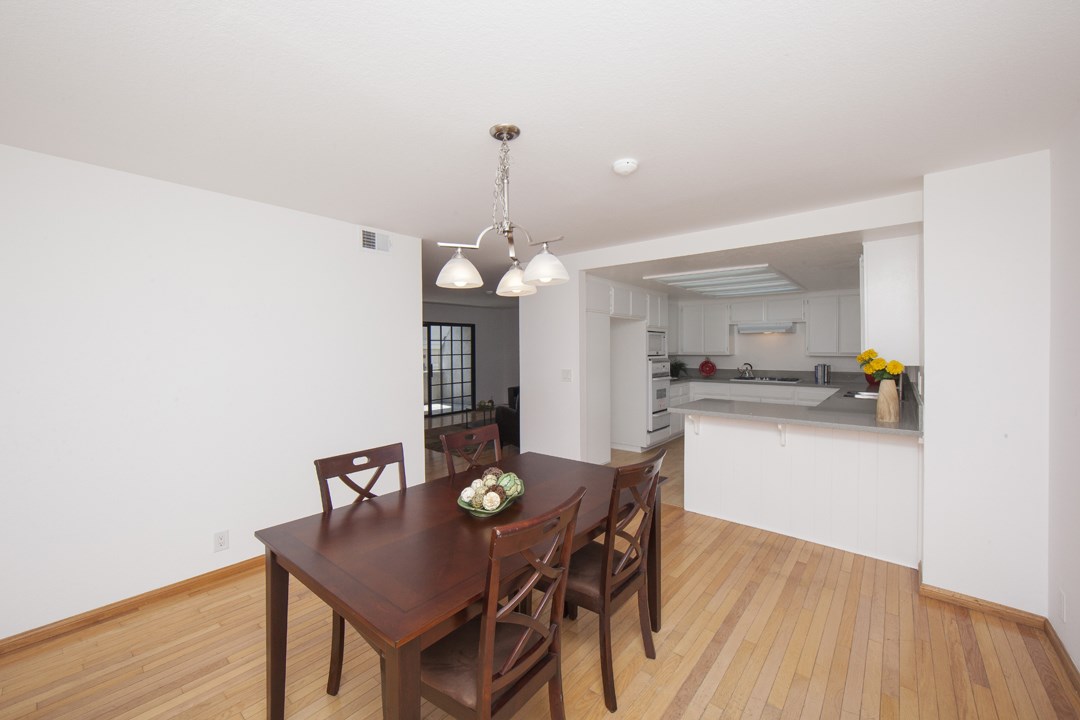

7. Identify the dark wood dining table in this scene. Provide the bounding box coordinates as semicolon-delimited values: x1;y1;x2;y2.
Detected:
255;451;664;720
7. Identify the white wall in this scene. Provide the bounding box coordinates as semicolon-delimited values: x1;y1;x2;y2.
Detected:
1049;117;1080;662
520;193;923;460
519;275;584;458
922;151;1050;615
862;235;923;367
584;312;611;463
422;302;519;407
0;145;424;639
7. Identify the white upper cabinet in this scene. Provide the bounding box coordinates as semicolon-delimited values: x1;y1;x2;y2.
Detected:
590;277;651;320
611;282;647;319
837;293;861;354
678;303;705;354
703;303;732;354
806;292;860;356
630;287;648;320
646;293;668;329
765;297;805;322
678;301;733;355
730;297;804;325
729;300;765;324
586;276;612;314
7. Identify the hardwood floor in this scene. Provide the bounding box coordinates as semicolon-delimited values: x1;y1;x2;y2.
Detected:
4;498;1078;719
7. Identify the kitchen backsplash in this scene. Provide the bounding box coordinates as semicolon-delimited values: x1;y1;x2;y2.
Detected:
672;325;863;373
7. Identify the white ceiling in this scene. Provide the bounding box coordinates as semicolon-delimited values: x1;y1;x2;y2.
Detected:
3;1;1079;307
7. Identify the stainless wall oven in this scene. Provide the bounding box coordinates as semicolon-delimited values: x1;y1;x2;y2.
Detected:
648;358;670;432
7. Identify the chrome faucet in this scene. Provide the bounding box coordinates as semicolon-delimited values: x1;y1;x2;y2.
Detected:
739;363;754;378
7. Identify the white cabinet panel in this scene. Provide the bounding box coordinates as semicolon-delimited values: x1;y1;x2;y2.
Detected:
805;296;840;355
806;292;860;356
647;293;669;329
611;284;631;317
838;293;861;354
691;382;732;400
679;304;705;354
680;302;731;355
611;283;644;319
629;287;647;320
682;416;920;567
765;297;805;322
586;276;612;314
703;303;731;355
729;300;765;324
668;383;688;435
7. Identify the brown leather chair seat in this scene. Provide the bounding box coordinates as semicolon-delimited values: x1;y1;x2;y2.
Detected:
421;618;556;710
563;541;608;605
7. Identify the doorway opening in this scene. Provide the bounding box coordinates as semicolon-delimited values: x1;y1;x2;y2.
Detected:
423;322;476;417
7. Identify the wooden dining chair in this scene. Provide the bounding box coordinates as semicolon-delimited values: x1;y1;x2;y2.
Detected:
564;449;665;712
419;487;586;720
313;442;407;696
440;423;502;482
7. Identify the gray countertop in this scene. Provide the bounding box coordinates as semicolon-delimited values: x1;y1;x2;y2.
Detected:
667;373;922;437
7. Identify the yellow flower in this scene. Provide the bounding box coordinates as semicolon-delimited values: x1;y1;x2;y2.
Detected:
885;360;905;375
869;357;887;372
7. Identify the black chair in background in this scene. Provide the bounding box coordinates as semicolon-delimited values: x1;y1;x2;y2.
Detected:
495;385;520;447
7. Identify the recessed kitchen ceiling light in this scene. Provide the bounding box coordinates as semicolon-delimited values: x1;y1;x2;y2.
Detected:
643;264;802;297
612;158;639;176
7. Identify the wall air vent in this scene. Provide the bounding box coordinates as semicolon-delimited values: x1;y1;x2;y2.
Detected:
362;229;391;252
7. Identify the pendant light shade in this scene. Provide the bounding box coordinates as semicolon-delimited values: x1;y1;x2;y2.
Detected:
522;243;569;286
496;260;537;297
436;248;483;289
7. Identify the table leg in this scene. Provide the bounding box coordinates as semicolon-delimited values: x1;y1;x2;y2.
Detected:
265;550;289;720
648;486;662;631
381;641;422;720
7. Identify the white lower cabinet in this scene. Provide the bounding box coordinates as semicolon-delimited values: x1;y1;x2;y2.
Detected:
682;415;920;567
668;383;690;436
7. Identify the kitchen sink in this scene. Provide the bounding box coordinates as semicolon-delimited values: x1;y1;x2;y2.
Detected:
729;376;801;384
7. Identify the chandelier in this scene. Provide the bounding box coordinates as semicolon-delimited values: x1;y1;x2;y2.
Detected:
435;124;568;296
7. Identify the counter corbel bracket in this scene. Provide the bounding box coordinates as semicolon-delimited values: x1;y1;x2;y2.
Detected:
688;414;700;435
778;423;787;447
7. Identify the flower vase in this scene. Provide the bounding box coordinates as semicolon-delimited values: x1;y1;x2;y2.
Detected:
876;378;900;423
864;372;880;388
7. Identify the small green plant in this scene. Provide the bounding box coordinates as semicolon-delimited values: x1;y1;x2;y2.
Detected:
669;359;687;378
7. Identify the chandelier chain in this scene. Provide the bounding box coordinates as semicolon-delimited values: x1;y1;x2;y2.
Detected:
491;140;512;232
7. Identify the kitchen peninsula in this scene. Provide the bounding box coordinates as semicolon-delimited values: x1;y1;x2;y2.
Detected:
669;373;922;567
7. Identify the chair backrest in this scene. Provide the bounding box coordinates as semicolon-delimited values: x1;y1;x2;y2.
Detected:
507;386;520;411
313;442;407;513
440;424;502;482
478;487;586;715
602;449;665;595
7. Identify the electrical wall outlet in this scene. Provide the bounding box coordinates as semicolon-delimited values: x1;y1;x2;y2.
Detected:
214;530;229;553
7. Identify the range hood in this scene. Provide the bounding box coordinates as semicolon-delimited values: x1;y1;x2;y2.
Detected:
736;321;796;334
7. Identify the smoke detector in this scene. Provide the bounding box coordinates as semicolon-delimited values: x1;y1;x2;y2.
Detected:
612;158;639;176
